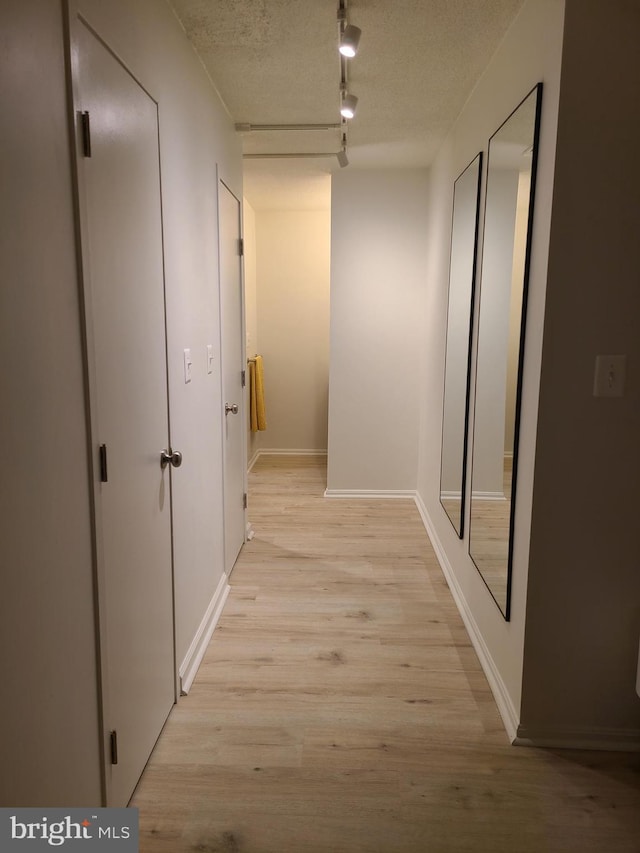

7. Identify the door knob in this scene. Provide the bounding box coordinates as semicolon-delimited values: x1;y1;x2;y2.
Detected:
160;449;183;469
225;403;239;415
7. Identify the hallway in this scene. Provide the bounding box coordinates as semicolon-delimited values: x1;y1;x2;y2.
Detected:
131;457;640;852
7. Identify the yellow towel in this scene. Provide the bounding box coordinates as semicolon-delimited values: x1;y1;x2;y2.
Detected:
249;361;258;432
249;355;267;431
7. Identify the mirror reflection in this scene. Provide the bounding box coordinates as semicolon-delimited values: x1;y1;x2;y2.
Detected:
440;154;482;537
469;84;542;619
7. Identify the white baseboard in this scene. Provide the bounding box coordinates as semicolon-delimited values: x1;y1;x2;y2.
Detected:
440;490;462;500
413;491;520;742
247;449;260;472
179;572;230;696
415;491;640;753
324;489;416;500
515;724;640;752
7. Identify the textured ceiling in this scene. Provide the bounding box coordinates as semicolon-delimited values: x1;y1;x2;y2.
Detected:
169;0;525;209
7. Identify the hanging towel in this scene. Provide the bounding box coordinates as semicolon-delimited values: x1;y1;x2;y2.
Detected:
249;355;267;431
255;354;267;430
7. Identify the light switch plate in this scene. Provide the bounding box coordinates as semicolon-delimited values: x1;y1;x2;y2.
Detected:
183;348;192;384
593;354;626;397
207;344;214;374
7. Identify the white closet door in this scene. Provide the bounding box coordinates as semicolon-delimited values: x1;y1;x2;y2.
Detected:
76;20;175;806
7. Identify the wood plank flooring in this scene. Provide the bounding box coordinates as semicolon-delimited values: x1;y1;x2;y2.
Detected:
131;456;640;853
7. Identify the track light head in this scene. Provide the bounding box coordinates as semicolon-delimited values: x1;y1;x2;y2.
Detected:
337;148;349;168
339;24;361;58
340;92;358;119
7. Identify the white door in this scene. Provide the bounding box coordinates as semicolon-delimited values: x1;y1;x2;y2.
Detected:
75;21;175;806
219;182;246;573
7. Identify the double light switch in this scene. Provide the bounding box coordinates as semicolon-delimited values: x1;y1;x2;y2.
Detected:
184;346;215;383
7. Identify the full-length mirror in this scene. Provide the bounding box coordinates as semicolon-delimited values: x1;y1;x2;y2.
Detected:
469;84;542;619
440;153;483;537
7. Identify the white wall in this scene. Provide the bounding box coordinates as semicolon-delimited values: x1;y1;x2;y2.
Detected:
327;170;429;493
520;0;640;743
440;157;481;496
416;0;565;728
504;172;530;451
76;0;242;682
472;169;519;495
243;198;262;465
0;0;242;805
0;0;102;807
255;210;331;452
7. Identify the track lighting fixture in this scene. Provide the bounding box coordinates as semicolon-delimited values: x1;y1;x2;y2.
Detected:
339;24;361;58
337;132;349;167
340;92;358;120
238;1;361;166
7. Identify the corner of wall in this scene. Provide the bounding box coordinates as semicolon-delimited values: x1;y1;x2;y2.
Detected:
520;0;640;742
327;169;429;492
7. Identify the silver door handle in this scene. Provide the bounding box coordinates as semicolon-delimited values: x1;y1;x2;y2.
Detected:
160;449;183;469
225;403;239;415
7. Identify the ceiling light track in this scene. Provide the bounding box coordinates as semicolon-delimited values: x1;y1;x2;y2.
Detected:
236;123;341;133
337;0;359;128
236;2;360;169
243;151;346;162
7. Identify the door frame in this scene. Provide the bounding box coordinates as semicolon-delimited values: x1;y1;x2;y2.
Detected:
63;2;177;805
217;174;248;573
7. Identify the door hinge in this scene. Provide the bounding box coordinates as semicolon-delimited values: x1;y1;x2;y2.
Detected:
80;111;92;158
241;369;246;388
99;444;108;483
110;730;118;765
238;237;244;256
243;493;248;510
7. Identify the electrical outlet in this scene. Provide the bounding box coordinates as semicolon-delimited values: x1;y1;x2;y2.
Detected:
593;354;626;398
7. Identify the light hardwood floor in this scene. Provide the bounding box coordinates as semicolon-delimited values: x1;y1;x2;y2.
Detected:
131;456;640;852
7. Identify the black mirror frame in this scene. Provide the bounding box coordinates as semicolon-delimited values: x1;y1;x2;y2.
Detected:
439;152;483;539
468;82;544;621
